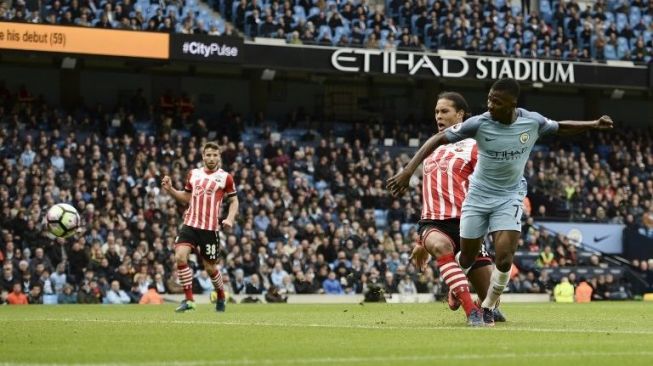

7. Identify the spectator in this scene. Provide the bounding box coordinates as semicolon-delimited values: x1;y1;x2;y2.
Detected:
50;263;67;294
139;284;165;304
246;274;265;294
78;280;102;304
322;272;343;294
575;278;593;303
398;275;416;294
28;284;43;304
554;277;575;303
196;270;213;295
105;280;131;304
270;261;289;288
58;284;77;304
537;245;555;268
6;283;28;305
1;263;15;292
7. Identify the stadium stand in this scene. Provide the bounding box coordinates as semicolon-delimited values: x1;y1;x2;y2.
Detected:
0;82;651;305
3;0;652;63
2;0;235;36
209;0;653;63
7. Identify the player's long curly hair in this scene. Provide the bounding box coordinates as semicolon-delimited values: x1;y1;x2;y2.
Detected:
437;91;471;119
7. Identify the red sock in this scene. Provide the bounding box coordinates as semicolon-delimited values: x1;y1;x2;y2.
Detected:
210;270;225;300
177;263;194;301
437;253;477;316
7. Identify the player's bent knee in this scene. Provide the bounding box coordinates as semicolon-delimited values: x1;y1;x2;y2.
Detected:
426;237;454;258
494;257;513;272
174;245;191;264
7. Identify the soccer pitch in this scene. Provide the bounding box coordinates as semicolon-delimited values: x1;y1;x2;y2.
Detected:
1;302;652;366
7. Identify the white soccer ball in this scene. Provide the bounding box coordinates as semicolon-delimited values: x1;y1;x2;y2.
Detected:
46;203;81;238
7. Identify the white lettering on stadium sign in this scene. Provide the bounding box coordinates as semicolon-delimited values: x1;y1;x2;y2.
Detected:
330;49;575;84
182;41;239;58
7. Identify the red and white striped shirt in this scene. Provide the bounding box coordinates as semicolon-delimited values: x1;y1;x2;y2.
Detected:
421;139;477;220
183;168;236;231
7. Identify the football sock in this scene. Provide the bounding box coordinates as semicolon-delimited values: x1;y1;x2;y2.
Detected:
177;263;194;301
481;266;511;310
437;253;477;316
211;268;225;300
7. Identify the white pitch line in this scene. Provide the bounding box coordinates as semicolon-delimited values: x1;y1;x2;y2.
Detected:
2;351;653;366
2;317;653;336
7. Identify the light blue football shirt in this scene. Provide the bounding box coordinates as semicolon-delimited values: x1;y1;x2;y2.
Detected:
444;108;559;196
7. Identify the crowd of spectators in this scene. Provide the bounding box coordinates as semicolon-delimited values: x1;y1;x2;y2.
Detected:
224;0;653;63
0;83;651;306
525;128;653;231
3;0;653;63
0;0;235;36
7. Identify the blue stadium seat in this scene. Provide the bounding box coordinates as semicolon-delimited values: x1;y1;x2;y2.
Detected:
334;26;348;42
230;2;240;23
216;20;225;34
617;37;630;59
523;30;534;44
167;5;178;16
308;6;320;19
644;31;653;44
629;7;641;25
508;37;519;51
410;14;419;35
397;6;408;27
401;223;413;238
294;6;306;21
317;25;332;41
562;16;571;31
374;209;388;229
539;0;552;22
511;3;522;15
604;44;618;60
643;15;653;27
616;13;628;32
378;39;387;48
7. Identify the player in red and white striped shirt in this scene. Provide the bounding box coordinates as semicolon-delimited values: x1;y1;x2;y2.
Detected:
162;141;239;313
389;92;503;326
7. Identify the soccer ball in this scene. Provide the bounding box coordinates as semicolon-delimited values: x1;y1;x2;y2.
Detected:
46;203;81;238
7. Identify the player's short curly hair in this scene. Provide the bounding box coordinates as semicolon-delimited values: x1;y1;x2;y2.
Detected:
202;141;220;153
491;78;521;99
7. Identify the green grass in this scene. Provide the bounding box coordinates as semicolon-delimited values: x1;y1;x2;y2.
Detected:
1;302;652;365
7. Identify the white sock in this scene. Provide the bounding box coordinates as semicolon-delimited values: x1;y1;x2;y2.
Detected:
481;266;511;309
455;252;472;275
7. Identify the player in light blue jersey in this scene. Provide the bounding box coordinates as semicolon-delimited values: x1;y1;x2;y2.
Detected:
387;78;613;326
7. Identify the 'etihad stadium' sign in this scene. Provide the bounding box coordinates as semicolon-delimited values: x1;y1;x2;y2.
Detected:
331;48;575;83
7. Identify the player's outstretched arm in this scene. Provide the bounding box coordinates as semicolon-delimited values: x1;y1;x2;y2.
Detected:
386;131;449;196
222;195;239;232
557;115;613;136
161;175;191;204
